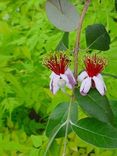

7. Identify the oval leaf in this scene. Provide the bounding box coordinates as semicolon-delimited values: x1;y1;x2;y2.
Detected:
46;102;78;138
86;24;110;51
46;0;80;32
72;117;117;148
74;88;114;124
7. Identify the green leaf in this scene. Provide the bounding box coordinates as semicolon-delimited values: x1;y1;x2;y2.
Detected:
31;135;42;148
5;73;25;100
46;0;80;32
74;88;113;124
29;148;40;156
46;102;78;138
115;0;117;11
86;24;110;51
44;122;66;156
72;117;117;148
110;100;117;118
49;140;59;156
110;100;117;128
56;32;69;51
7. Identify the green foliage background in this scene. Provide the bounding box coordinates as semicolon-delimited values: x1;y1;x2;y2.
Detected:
0;0;117;155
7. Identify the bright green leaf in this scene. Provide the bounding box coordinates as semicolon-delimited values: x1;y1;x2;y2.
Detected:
29;148;40;156
31;135;42;148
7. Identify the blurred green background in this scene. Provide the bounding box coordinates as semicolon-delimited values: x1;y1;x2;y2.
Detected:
0;0;117;155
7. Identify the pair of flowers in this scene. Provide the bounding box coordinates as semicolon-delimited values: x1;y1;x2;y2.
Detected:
44;53;107;96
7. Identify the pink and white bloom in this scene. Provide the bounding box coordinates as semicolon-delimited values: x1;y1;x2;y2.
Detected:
78;55;107;96
44;53;76;94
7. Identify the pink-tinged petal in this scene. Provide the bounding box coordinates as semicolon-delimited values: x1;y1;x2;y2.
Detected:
49;72;58;90
97;74;107;90
50;73;60;94
93;76;106;96
78;71;88;82
97;73;103;80
80;77;91;96
64;68;76;88
58;78;66;88
49;72;57;79
60;74;72;89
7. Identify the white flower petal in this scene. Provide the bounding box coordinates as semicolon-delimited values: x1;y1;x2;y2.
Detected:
64;68;76;87
57;78;66;88
93;76;106;96
97;73;103;80
97;74;107;90
60;74;72;89
78;71;88;82
50;73;60;94
80;77;91;96
49;72;57;79
49;72;59;90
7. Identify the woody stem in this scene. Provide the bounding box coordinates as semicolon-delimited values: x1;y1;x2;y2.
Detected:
74;0;91;82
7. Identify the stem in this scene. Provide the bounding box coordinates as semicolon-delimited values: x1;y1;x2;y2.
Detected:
103;73;117;79
62;95;74;156
44;122;66;156
74;0;91;81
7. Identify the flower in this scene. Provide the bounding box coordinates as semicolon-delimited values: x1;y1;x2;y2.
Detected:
78;54;107;96
44;53;76;94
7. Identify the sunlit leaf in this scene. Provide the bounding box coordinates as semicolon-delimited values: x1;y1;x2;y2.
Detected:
31;135;42;148
29;148;40;156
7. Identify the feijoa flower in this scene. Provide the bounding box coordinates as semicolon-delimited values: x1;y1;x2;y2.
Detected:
44;53;76;94
78;54;107;96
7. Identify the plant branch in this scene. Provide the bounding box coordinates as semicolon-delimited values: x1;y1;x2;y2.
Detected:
74;0;91;81
62;95;74;156
44;122;66;156
103;73;117;79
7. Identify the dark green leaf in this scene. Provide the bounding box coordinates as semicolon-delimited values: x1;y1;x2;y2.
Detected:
72;117;117;148
110;100;117;118
74;88;113;124
46;0;80;32
115;0;117;11
46;102;78;138
86;24;110;51
56;32;69;51
110;100;117;128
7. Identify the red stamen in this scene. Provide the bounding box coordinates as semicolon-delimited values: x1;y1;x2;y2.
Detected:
44;53;70;75
84;54;107;77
